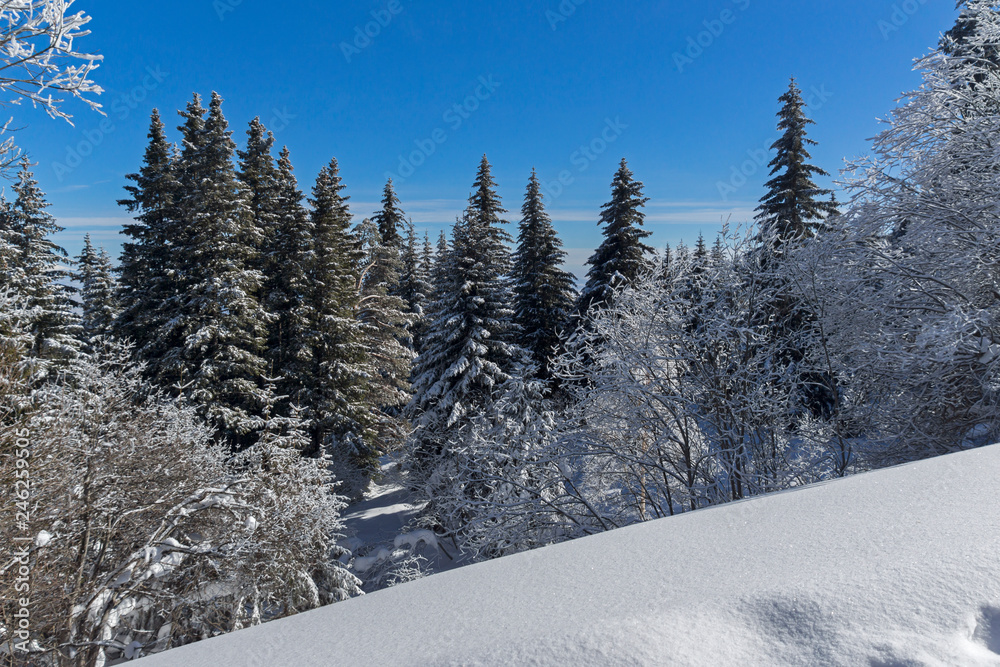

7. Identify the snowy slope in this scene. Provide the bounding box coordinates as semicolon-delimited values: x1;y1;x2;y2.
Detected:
140;445;1000;666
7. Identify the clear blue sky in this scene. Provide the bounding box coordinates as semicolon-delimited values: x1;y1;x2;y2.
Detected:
9;0;960;279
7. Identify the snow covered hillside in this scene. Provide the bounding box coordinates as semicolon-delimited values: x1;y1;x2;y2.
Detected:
140;445;1000;666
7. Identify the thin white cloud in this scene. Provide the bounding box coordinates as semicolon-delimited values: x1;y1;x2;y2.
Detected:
57;216;134;230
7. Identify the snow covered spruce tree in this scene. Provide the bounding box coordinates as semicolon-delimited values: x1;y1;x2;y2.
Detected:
154;93;270;447
0;158;81;376
795;1;1000;464
406;156;526;478
115;109;181;362
396;220;432;353
511;169;576;381
753;79;840;422
74;234;119;344
0;340;360;666
236;117;281;287
369;178;406;296
304;160;380;495
262;147;316;412
755;79;838;254
354;215;413;460
574;159;653;326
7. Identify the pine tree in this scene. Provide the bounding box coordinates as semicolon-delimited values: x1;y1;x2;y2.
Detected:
575;158;653;323
711;233;726;266
396;219;430;351
755;79;838;254
7;158;81;371
511;169;576;379
355;215;413;457
75;235;119;343
755;81;839;421
305;159;380;488
0;200;23;297
237;117;281;285
371;178;405;266
406;156;525;472
163;92;270;446
116;109;180;363
264;147;315;409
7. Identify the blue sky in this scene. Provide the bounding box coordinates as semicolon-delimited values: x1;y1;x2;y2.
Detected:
10;0;959;279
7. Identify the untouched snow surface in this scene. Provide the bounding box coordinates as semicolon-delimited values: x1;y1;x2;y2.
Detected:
140;445;1000;666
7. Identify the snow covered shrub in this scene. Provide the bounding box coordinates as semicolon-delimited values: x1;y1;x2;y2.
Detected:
552;234;837;525
0;341;359;666
416;373;584;560
796;1;1000;465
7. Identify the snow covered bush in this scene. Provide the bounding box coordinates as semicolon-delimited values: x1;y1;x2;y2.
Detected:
0;340;359;666
794;0;1000;466
417;373;579;560
550;233;844;529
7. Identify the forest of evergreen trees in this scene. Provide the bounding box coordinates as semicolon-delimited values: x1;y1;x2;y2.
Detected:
3;1;1000;664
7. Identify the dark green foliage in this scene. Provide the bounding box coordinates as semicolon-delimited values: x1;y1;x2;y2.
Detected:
264;147;316;410
407;156;525;471
511;169;576;379
75;235;119;343
158;92;271;446
755;79;838;253
116;109;181;361
304;160;380;479
576;158;653;323
3;159;81;372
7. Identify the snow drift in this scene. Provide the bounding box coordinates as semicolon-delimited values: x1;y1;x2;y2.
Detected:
139;445;1000;666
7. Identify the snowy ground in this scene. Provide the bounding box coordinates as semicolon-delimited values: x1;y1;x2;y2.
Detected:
338;458;464;590
140;445;1000;666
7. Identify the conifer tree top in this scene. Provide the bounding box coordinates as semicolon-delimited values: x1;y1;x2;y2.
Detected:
755;78;837;248
576;159;652;320
373;178;405;249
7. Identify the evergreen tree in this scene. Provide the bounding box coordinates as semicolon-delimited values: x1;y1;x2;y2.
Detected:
755;79;838;253
6;158;80;371
406;157;525;472
511;169;576;380
162;92;270;446
429;230;450;301
75;235;119;343
305;159;379;487
264;147;315;409
371;178;405;263
355;216;413;457
711;233;726;266
116;109;180;362
755;81;839;420
575;158;653;323
396;219;430;351
237;117;281;285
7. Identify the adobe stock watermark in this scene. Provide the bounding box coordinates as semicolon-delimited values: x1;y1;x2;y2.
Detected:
11;426;33;655
384;75;501;183
264;106;297;134
673;0;751;74
546;0;588;31
51;65;169;182
877;0;929;40
214;0;243;21
716;84;833;202
540;117;628;201
339;0;404;63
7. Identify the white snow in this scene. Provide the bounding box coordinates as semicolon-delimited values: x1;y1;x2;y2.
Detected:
138;445;1000;666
